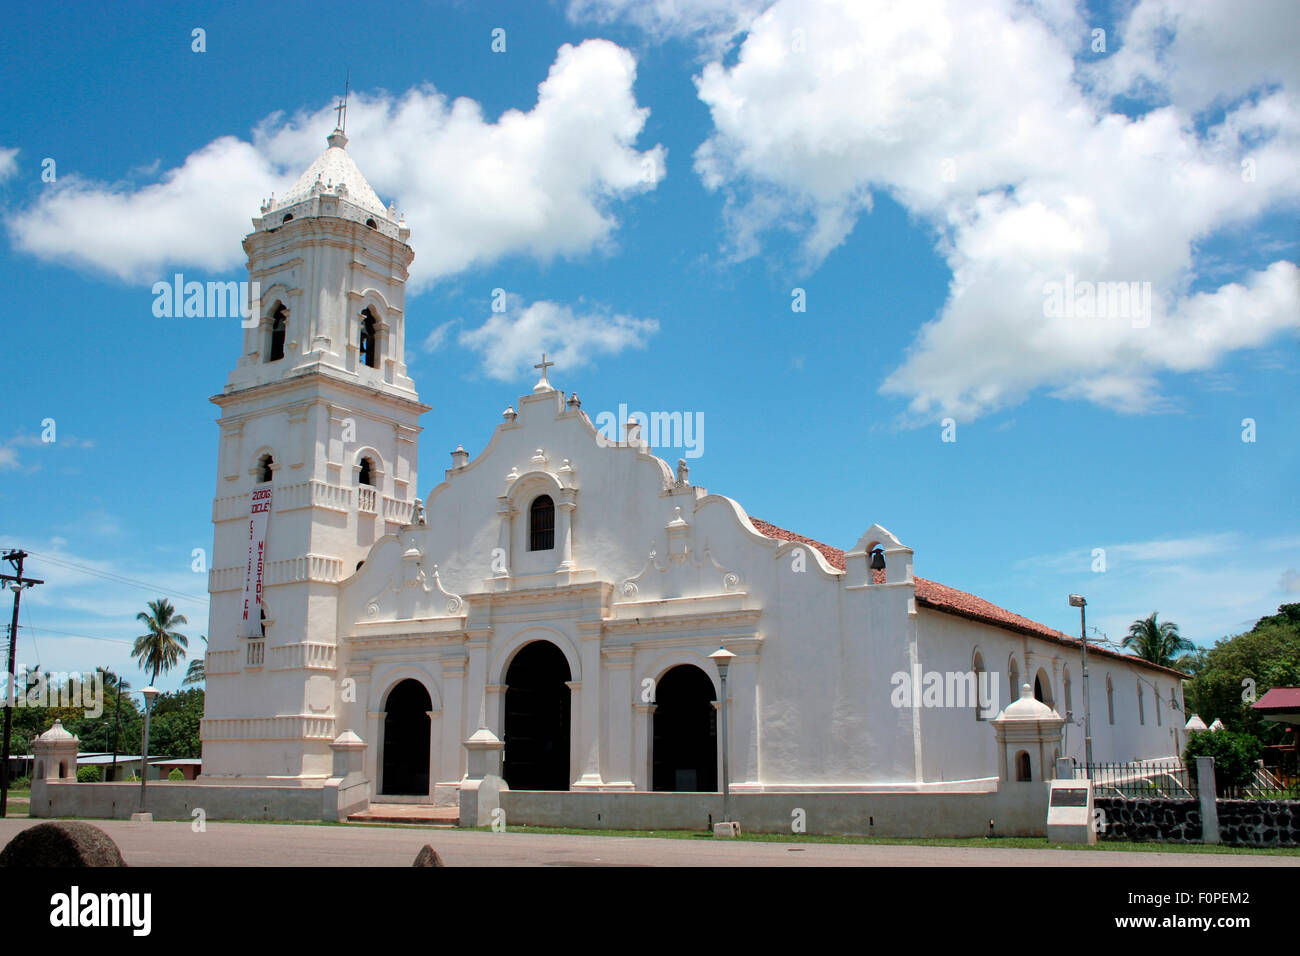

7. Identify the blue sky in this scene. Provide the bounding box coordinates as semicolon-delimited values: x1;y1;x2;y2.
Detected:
1;0;1297;693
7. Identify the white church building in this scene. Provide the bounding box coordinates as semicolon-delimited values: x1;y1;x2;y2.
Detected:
196;122;1185;823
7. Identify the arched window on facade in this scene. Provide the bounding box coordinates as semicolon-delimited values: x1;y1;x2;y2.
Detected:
268;305;287;362
1063;666;1073;717
529;495;555;551
1008;656;1020;703
359;308;378;369
258;454;274;483
358;457;374;487
1106;675;1115;725
972;651;986;721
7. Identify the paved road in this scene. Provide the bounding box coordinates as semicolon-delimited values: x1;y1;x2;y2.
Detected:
2;819;1295;866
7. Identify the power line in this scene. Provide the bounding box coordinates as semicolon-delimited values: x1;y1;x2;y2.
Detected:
20;550;210;605
20;624;136;647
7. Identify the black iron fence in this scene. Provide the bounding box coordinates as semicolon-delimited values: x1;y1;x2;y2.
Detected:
1073;759;1197;800
1219;764;1300;800
1072;759;1300;800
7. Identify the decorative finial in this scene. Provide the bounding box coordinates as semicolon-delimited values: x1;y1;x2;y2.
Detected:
533;353;555;392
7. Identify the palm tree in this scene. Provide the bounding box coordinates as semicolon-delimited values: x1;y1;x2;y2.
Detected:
1123;612;1195;669
183;635;207;686
132;598;189;685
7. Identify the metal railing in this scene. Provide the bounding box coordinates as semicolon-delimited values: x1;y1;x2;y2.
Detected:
1074;759;1197;799
1220;766;1300;800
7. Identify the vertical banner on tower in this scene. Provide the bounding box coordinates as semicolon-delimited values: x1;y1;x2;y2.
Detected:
238;485;273;638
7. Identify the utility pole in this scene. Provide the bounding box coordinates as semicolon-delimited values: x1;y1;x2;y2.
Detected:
106;668;126;782
2;549;43;817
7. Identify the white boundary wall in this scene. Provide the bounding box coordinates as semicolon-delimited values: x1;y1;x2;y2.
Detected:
501;784;1050;837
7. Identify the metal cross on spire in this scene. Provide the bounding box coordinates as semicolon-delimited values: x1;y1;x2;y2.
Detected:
334;70;350;133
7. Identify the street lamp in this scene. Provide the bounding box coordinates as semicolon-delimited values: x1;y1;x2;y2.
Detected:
1068;595;1093;767
709;645;736;830
137;686;161;816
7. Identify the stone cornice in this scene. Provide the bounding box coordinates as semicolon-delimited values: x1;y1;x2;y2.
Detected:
245;212;413;267
602;608;762;635
213;364;430;415
470;580;614;608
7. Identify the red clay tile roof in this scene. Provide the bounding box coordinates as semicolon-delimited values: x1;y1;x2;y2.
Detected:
749;517;1187;678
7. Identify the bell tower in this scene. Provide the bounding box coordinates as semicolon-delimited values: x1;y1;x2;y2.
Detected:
201;117;429;781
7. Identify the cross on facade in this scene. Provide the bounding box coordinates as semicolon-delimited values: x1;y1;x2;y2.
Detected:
534;353;555;377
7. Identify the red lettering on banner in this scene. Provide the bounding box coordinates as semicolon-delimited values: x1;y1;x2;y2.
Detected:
239;485;273;638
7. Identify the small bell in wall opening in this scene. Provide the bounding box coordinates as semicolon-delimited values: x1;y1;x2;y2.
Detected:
870;548;886;571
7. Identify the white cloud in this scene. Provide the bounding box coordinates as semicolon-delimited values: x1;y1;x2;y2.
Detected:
0;147;17;183
0;537;210;687
1016;534;1238;574
1088;0;1300;114
567;0;770;54
6;40;664;289
9;432;95;449
1014;532;1300;645
689;0;1300;421
1281;568;1300;594
422;319;460;353
457;295;658;381
8;137;280;282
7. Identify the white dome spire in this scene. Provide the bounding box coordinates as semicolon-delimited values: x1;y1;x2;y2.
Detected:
273;127;389;218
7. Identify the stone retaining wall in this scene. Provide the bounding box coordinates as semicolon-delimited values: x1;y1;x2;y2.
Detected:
1093;798;1200;843
1216;799;1300;848
1094;796;1300;847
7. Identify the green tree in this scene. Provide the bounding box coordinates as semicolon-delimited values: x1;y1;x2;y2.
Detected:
183;635;207;686
70;671;141;757
1185;729;1262;794
148;688;205;759
1183;604;1300;745
132;598;189;685
1123;612;1195;670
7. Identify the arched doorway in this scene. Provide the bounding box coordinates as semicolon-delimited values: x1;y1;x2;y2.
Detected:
503;641;571;790
652;664;718;792
381;679;432;796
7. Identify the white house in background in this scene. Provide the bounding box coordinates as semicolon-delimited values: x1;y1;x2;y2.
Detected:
199;123;1185;802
